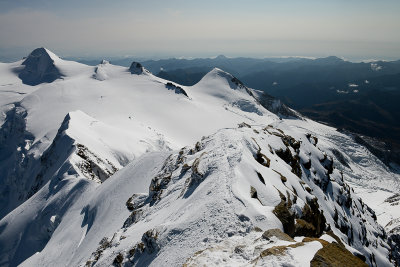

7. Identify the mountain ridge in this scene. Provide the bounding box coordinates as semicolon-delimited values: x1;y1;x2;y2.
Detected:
0;48;398;266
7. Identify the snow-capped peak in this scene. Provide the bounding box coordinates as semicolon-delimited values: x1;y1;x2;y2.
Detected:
190;68;267;116
197;67;249;92
28;47;62;62
18;47;63;85
200;67;234;83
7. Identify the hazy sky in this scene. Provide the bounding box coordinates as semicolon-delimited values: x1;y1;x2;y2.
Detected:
1;0;399;61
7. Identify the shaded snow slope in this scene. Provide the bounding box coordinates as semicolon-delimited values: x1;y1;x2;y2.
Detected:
0;151;168;267
17;48;63;85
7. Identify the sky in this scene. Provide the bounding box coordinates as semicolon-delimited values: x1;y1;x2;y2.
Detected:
0;0;400;61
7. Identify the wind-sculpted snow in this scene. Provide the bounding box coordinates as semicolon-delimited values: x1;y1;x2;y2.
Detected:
0;48;399;266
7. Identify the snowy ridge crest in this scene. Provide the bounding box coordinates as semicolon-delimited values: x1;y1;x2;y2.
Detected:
81;124;390;266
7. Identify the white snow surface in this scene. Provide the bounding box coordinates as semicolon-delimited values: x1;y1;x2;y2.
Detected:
0;48;398;266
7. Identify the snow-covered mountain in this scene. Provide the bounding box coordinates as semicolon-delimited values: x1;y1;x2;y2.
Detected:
0;48;399;266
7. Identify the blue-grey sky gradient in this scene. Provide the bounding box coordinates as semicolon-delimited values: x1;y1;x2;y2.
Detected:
0;0;399;60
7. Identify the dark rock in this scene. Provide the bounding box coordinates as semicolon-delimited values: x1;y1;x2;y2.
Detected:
255;151;270;167
299;198;326;237
129;62;144;74
303;158;312;169
165;82;189;97
273;195;295;237
113;253;123;267
294;219;316;237
250;186;258;199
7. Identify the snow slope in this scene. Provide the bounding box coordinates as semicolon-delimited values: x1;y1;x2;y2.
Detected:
0;48;399;266
5;125;392;266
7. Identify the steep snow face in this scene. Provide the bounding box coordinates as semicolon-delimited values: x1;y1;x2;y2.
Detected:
0;104;35;218
2;125;391;267
0;151;168;267
282;118;400;264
